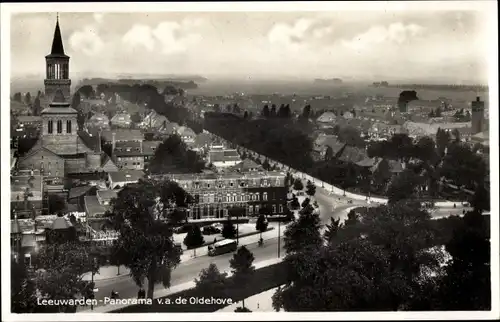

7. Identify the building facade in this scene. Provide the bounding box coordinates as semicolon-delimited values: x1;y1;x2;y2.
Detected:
471;96;485;135
163;171;287;220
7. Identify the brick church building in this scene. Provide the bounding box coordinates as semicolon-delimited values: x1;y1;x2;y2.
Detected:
16;16;118;178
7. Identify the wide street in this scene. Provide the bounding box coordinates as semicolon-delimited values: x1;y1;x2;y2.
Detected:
84;178;469;312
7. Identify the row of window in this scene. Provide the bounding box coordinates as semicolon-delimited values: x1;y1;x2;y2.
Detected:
189;204;284;218
196;191;277;204
181;179;280;189
47;120;72;134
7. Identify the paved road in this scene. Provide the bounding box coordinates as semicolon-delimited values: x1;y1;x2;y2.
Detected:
84;179;468;312
86;237;285;311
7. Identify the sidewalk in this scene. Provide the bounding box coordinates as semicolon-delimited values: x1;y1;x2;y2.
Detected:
83;222;288;282
217;286;283;312
85;257;284;313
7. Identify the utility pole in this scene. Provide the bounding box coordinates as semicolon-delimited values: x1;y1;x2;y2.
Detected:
277;220;281;258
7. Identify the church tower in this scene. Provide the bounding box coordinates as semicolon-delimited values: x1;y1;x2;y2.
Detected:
471;96;485;135
44;15;71;102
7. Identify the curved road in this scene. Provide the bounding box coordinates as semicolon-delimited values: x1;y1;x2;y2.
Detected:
82;178;468;312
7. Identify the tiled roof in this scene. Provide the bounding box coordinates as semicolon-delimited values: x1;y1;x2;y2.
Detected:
101;129;144;142
51;217;73;230
195;133;212;147
108;170;145;183
338;146;367;163
68;185;96;199
356;157;378;167
388;160;404;173
114;141;142;156
96;189;118;201
16;116;42;123
142;141;162;155
84;196;110;218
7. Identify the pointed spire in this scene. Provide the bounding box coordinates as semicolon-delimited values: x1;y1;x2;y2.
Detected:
50;14;66;56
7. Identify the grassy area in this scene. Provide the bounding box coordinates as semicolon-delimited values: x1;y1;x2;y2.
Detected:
112;262;287;313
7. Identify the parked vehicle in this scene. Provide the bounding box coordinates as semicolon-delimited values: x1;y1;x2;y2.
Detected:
202;225;221;235
208;239;238;256
212;223;224;231
174;225;192;234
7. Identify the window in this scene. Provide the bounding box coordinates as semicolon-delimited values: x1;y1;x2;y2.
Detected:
256;193;260;201
272;204;277;213
66;120;72;134
207;183;210;188
230;182;234;187
48;120;53;134
255;205;260;213
249;205;254;214
263;192;268;201
57;120;62;133
279;205;283;213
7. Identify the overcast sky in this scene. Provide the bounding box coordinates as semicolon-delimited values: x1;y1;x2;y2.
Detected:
8;5;494;83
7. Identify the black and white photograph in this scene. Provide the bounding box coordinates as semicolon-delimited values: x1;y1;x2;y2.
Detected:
1;1;498;320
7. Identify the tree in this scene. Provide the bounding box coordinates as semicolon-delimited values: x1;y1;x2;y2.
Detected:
184;225;205;249
261;105;270;118
440;142;487;189
35;242;99;312
71;91;81;110
13;92;22;102
283;206;322;254
292;178;303;191
195;263;228;297
436;211;490;310
149;134;205;174
109;179;185;299
270;104;277;117
323;217;342;244
222;219;237;239
24;92;32;105
130;112;142;124
324;145;333;161
343;209;359;227
300;197;310;208
11;256;37;313
471;184;490;212
77;109;86;131
415;136;437;163
32;96;42;115
386;169;422;204
262;158;271;170
301;105;311;119
305;180;316;198
435;128;450;156
255;214;269;239
77;85;95;98
290;197;300;210
452;128;461;142
229;246;255;308
48;194;66;215
338;125;364;147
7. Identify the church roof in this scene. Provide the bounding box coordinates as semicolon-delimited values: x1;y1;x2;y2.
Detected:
46;17;69;58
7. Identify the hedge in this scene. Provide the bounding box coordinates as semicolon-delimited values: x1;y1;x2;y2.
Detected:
112;261;287;313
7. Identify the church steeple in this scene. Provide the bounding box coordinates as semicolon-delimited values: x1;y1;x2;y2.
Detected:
44;13;71;102
48;13;68;58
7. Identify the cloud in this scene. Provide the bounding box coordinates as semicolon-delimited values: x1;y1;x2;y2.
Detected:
121;19;202;55
122;24;156;51
341;22;425;51
267;19;313;50
93;13;104;24
68;27;104;56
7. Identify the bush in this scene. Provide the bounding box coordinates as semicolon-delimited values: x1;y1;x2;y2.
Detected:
222;219;237;239
290;197;300;210
301;198;310;208
184;226;205;249
292;179;304;191
235;307;252;312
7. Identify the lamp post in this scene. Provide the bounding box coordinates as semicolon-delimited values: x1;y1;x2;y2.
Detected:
277;220;281;258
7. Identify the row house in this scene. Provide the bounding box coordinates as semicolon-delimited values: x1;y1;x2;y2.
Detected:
162;171;287;220
107;169;144;189
11;169;44;219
